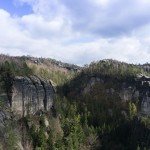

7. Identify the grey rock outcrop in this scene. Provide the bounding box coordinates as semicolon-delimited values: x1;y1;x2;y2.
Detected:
117;76;150;116
83;75;150;116
83;77;104;94
8;76;54;117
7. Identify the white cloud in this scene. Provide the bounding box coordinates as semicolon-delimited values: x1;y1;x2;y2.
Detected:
20;14;68;38
93;0;110;7
0;0;150;65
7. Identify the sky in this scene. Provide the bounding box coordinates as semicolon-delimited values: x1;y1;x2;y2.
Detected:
0;0;150;65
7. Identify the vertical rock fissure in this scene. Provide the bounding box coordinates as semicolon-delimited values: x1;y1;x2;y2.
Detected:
36;76;47;110
7;75;54;117
5;78;13;108
28;76;39;110
49;81;55;93
41;81;47;110
22;78;25;117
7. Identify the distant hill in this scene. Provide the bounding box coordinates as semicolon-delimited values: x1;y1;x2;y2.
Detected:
60;59;150;149
1;54;150;150
0;54;81;85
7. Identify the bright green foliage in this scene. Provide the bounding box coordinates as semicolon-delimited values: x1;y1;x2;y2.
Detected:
129;101;137;120
137;145;140;150
30;64;75;86
61;104;84;150
52;96;100;150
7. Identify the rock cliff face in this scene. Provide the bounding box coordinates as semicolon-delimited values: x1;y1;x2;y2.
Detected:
83;75;150;116
114;77;150;116
119;75;150;116
0;75;54;150
8;76;54;117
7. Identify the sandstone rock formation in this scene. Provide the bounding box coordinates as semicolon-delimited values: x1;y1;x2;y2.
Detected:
6;75;54;117
83;75;150;116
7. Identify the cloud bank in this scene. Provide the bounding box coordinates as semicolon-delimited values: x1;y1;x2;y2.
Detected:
0;0;150;65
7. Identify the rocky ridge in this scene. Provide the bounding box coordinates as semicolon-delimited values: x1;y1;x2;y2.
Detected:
1;75;54;118
82;74;150;116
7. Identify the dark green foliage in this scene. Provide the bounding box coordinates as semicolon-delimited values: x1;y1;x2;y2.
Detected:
0;61;33;92
26;99;88;150
86;60;142;78
36;130;46;149
1;56;150;150
29;123;47;150
47;130;54;150
54;97;85;149
3;121;19;150
101;117;150;150
0;61;33;105
0;61;33;78
58;60;150;150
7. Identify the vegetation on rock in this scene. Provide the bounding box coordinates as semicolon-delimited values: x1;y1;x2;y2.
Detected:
0;55;150;150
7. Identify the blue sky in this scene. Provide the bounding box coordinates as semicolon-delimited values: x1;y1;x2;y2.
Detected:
0;0;32;16
0;0;150;65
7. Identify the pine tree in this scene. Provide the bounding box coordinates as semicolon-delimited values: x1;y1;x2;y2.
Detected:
48;130;54;150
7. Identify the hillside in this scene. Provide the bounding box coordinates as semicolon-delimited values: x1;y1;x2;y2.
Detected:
0;55;150;150
60;59;150;150
0;54;81;86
